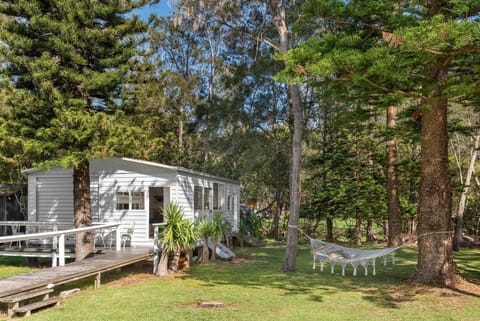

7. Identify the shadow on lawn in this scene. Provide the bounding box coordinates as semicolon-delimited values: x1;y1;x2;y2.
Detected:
185;245;426;310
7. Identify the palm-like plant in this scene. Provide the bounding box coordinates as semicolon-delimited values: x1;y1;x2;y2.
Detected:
156;203;198;276
197;219;212;264
210;212;230;260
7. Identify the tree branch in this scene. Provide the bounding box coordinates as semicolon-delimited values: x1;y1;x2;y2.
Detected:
361;76;420;99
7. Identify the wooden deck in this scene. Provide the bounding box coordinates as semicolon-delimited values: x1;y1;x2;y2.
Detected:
0;247;152;299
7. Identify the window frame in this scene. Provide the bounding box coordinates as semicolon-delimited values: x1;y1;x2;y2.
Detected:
115;191;130;210
115;189;145;211
131;191;145;210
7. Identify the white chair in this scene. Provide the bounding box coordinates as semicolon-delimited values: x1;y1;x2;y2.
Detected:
93;228;113;249
121;223;135;248
9;224;25;248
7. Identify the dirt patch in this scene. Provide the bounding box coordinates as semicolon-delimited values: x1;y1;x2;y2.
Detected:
108;273;157;288
408;280;480;298
448;280;480;297
205;253;259;270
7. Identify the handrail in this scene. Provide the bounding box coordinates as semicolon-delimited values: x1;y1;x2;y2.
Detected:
0;223;122;267
0;223;121;244
0;221;73;227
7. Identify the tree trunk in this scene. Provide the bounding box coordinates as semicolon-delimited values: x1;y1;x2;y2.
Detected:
326;217;334;241
73;160;93;261
170;248;180;272
386;105;402;246
184;248;193;268
406;218;414;234
383;219;389;243
412;68;456;285
211;239;217;260
366;218;376;244
200;237;209;264
453;131;480;251
270;201;283;240
266;0;304;273
354;217;362;246
156;250;169;276
282;83;303;272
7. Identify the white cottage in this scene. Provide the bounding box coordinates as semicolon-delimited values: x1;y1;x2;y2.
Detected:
23;157;240;247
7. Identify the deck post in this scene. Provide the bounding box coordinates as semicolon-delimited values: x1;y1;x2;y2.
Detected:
59;233;65;266
94;273;101;289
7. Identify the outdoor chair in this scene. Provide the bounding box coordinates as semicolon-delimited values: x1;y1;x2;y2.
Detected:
9;224;26;248
121;223;135;248
93;228;113;249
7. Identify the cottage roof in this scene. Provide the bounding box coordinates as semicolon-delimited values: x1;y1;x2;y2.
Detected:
22;157;239;185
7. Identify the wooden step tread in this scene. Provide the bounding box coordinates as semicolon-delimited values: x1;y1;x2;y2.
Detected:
0;287;53;303
13;297;61;314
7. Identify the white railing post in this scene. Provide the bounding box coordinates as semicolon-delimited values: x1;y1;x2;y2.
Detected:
115;226;121;251
52;235;58;268
153;225;159;274
59;233;65;266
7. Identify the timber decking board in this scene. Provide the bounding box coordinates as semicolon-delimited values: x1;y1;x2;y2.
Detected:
0;247;151;298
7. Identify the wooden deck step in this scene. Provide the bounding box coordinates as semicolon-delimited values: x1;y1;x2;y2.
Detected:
12;297;61;316
0;287;53;304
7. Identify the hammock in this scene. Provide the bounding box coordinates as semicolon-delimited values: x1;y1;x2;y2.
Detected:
299;229;404;276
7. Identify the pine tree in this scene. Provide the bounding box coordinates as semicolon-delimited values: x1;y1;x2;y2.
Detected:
0;0;154;260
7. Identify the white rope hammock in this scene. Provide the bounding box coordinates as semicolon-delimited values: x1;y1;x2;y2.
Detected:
298;229;404;276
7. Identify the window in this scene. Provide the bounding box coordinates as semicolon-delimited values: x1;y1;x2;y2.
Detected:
213;183;224;210
116;192;129;210
194;186;202;210
203;188;211;210
116;190;145;210
194;186;212;211
131;192;145;210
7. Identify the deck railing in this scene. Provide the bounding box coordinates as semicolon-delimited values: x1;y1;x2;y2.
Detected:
0;222;122;267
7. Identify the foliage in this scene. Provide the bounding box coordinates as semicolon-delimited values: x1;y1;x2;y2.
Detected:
210;212;229;242
160;203;198;254
209;211;230;260
0;0;157;178
196;219;213;264
279;0;480;284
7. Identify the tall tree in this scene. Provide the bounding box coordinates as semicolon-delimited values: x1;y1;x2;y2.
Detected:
0;0;154;260
266;0;304;273
386;104;402;246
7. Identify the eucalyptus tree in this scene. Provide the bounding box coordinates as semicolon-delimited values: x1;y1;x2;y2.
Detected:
172;0;307;271
281;0;480;285
0;0;155;260
125;13;205;168
449;108;480;251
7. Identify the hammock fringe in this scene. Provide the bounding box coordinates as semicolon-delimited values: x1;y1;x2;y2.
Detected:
297;228;405;277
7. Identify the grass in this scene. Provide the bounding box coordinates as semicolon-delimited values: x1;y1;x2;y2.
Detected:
0;256;36;278
0;243;479;321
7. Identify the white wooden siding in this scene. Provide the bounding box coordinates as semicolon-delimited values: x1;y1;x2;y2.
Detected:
25;157;240;246
37;176;73;225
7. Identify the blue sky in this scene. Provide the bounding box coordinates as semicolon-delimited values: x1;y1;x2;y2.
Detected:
134;1;173;20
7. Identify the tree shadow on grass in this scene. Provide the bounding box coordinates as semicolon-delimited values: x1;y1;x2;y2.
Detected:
184;245;424;310
183;244;480;311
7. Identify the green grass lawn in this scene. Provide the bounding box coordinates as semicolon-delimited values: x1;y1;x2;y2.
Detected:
1;244;479;321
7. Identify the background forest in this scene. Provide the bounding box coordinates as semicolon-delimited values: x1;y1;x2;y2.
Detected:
0;0;479;284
